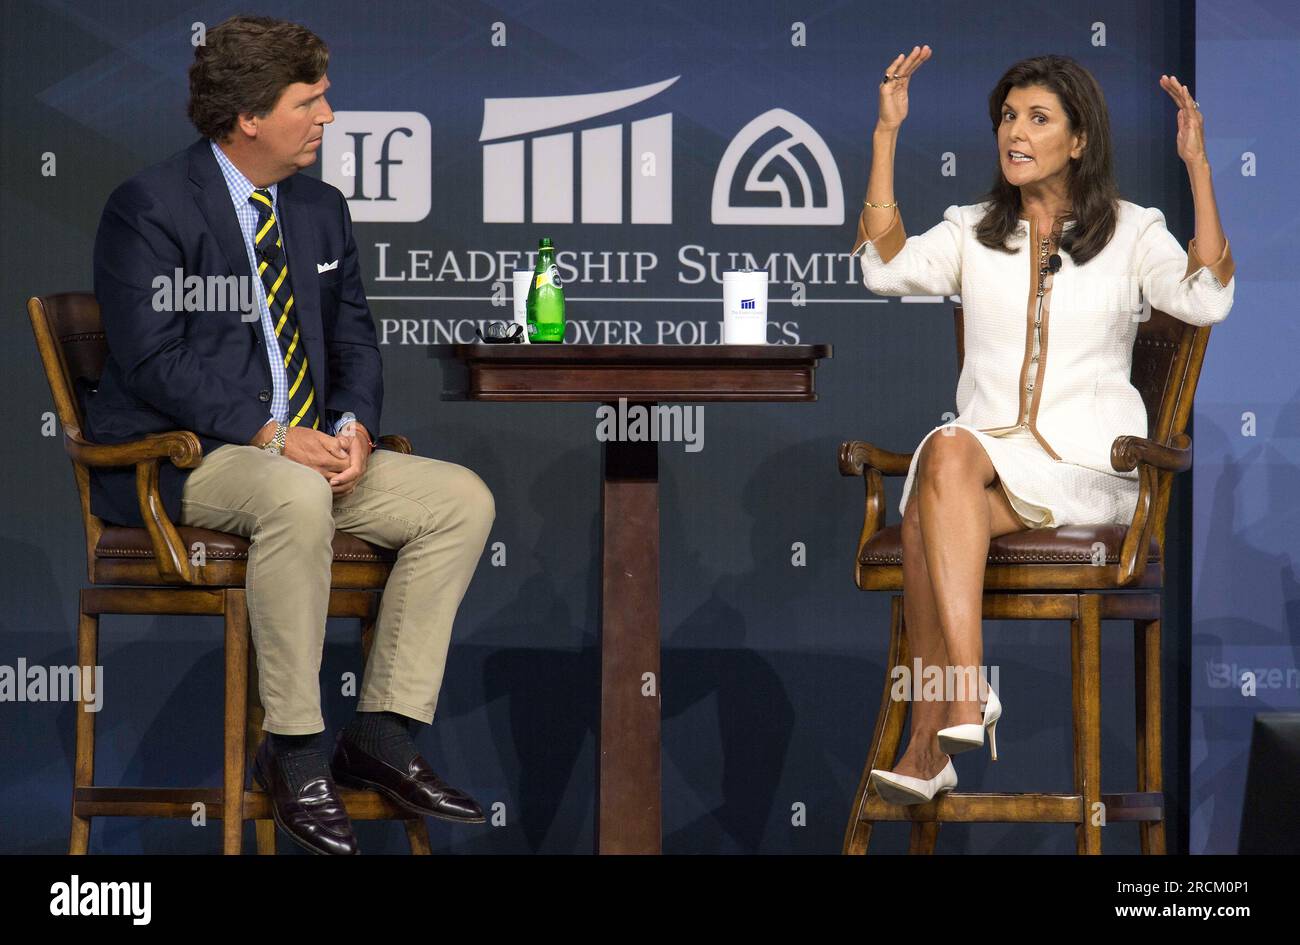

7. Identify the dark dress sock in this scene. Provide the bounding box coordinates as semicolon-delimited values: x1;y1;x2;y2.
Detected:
341;710;420;770
266;732;332;792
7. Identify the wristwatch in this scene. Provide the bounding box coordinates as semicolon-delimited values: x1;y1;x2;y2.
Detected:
261;421;288;455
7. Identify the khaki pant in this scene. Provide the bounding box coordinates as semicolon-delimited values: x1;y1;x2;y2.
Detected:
178;444;494;734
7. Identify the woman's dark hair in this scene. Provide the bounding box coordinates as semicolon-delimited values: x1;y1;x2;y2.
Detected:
188;15;329;141
974;55;1119;265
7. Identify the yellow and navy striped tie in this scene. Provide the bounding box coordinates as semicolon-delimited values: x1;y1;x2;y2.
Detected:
248;188;319;430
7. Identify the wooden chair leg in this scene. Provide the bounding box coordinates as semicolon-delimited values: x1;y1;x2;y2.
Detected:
69;604;98;855
908;821;940;854
253;813;277;854
223;589;250;855
843;595;911;855
1135;616;1166;855
404;818;432;854
1071;594;1103;854
244;642;276;855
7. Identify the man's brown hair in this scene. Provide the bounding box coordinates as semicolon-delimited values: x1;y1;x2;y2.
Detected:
187;15;329;141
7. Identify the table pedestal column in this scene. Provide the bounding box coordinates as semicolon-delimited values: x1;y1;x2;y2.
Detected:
596;408;661;855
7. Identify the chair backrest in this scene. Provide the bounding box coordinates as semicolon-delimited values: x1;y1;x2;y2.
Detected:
27;292;109;572
953;304;1212;449
28;292;105;433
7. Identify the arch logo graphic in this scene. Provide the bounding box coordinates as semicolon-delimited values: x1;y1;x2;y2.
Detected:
712;108;844;225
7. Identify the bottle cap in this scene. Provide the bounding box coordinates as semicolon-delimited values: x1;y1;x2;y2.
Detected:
539;237;553;249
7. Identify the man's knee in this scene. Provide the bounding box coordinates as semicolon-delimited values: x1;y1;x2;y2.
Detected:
402;460;494;535
260;462;335;535
449;465;495;531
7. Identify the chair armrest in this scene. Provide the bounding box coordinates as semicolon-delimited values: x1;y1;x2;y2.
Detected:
838;439;913;478
1110;434;1192;474
1113;433;1191;587
839;439;913;581
65;428;203;469
65;428;204;584
376;433;412;455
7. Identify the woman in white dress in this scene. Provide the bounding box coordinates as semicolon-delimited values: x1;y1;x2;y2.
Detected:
856;47;1235;804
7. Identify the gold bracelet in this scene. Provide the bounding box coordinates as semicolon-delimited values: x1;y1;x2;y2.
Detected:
863;200;897;209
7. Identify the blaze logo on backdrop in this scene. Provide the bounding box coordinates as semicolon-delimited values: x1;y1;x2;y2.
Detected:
321;111;432;223
712;108;845;226
478;76;678;225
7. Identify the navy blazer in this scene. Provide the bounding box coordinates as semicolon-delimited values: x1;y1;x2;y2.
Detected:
85;138;383;527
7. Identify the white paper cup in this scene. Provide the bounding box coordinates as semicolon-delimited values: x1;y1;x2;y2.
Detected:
511;269;533;344
722;269;768;344
512;270;533;326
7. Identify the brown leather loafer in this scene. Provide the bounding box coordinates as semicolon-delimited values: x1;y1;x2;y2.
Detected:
331;732;486;824
253;739;359;855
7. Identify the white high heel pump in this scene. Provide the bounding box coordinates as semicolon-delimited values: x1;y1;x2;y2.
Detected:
869;757;958;806
936;686;1002;761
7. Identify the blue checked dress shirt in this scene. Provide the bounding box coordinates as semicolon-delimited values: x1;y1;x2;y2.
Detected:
209;140;356;437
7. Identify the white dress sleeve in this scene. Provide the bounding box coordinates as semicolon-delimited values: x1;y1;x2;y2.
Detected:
1134;205;1235;326
854;203;963;298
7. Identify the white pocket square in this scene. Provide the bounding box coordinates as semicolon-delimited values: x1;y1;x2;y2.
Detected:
317;259;339;273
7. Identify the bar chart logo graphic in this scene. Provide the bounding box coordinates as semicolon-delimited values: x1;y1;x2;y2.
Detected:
321;112;431;222
711;109;844;225
479;77;678;225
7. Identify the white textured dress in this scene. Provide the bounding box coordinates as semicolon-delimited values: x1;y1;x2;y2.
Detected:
900;423;1138;528
855;200;1236;530
900;231;1137;529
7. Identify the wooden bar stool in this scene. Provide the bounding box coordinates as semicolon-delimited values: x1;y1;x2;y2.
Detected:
839;304;1212;854
29;292;433;854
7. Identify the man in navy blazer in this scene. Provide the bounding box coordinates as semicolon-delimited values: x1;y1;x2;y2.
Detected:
85;15;494;855
88;134;380;528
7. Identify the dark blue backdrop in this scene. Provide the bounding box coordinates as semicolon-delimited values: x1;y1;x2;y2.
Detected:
4;0;1276;854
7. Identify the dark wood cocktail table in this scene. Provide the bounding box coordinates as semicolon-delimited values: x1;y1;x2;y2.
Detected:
448;344;832;853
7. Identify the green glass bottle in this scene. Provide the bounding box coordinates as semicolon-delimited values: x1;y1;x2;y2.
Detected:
525;237;566;343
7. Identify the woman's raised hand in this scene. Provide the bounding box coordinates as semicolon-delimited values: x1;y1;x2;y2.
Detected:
877;45;932;131
1159;73;1208;167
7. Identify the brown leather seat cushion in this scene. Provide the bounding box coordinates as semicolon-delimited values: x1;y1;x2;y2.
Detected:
860;523;1160;566
96;525;396;563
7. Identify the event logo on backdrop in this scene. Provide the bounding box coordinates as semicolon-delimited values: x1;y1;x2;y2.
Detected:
321;111;431;223
712;108;844;226
479;76;677;225
343;77;873;346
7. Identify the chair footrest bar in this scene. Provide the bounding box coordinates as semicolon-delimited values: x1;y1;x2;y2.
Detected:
73;786;417;820
858;791;1164;824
